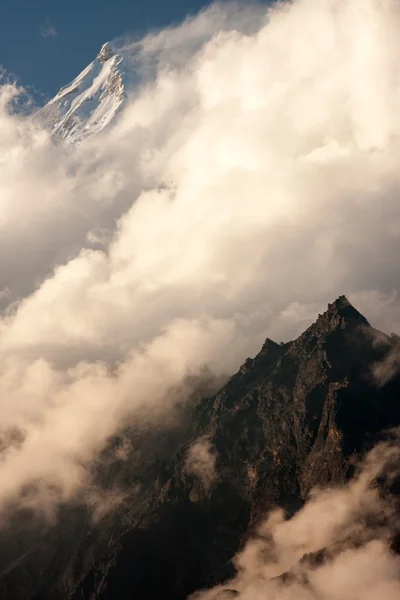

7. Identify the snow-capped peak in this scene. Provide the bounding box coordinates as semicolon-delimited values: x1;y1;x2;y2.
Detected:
38;42;125;143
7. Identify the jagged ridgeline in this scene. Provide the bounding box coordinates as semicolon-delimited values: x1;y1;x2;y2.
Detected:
1;297;400;600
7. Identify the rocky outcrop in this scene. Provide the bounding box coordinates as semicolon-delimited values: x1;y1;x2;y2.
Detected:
0;296;399;600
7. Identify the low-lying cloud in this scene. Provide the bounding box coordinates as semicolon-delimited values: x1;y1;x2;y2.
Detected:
1;0;400;514
192;437;400;600
185;437;218;493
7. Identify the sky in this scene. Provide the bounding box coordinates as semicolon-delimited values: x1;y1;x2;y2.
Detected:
0;0;219;101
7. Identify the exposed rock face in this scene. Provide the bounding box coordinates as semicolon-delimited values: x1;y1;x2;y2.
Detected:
97;42;115;63
0;296;400;599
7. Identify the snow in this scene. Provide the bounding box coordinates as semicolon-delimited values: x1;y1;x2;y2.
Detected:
37;42;125;144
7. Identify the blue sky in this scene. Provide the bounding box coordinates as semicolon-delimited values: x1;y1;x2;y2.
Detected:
1;0;215;102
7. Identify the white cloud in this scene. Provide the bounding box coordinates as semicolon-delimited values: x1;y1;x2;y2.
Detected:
40;20;57;40
0;0;399;514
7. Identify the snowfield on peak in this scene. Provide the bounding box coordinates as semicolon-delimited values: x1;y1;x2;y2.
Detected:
37;43;125;143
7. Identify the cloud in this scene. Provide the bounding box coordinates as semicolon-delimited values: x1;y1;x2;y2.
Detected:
185;437;218;493
372;342;400;387
40;20;57;40
0;0;400;515
191;437;400;600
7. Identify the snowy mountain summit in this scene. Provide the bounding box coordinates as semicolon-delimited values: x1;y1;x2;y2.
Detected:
38;42;125;143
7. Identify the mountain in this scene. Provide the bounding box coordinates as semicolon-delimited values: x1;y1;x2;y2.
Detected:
37;43;126;143
0;296;399;599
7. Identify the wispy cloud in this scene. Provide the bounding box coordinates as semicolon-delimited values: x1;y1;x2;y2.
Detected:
185;437;218;494
40;19;57;40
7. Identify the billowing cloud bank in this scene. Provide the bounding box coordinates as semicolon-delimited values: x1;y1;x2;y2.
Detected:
1;0;400;512
191;439;400;600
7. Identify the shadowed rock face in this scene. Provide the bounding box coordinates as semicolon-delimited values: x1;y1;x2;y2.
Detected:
1;296;400;600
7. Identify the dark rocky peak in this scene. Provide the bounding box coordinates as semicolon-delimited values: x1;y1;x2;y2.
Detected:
282;299;394;397
230;298;371;385
229;337;284;385
287;296;371;361
220;297;373;402
250;337;284;368
252;337;286;371
260;337;280;352
325;295;369;322
314;295;370;332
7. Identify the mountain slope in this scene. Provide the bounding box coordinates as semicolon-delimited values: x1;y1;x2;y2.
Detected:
0;296;399;599
37;43;125;143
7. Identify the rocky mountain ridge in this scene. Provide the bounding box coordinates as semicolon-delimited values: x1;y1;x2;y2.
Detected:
0;296;399;599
